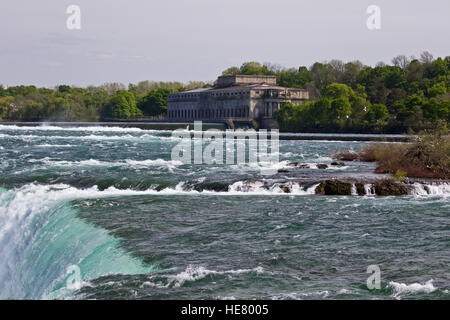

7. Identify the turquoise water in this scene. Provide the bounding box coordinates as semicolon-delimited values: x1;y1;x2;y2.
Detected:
0;124;448;299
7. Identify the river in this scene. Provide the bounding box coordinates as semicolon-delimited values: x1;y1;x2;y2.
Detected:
0;124;448;300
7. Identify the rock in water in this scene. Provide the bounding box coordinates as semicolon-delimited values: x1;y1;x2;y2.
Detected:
193;182;230;192
317;164;328;169
315;180;352;195
291;162;310;168
373;179;409;196
355;183;366;195
279;184;291;193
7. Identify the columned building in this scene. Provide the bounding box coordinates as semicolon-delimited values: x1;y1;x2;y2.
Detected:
167;75;309;122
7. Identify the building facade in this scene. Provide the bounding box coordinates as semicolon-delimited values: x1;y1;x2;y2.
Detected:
167;75;308;123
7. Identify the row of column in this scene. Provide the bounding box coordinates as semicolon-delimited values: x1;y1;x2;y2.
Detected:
168;107;249;119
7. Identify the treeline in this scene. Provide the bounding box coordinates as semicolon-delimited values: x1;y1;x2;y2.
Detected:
1;52;448;133
0;81;210;122
224;52;449;133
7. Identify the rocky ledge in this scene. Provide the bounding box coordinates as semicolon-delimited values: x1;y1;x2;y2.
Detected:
191;178;449;196
315;179;410;196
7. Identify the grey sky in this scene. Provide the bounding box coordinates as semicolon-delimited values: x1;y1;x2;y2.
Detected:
0;0;449;87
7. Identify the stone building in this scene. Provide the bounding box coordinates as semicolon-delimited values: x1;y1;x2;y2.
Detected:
167;75;308;126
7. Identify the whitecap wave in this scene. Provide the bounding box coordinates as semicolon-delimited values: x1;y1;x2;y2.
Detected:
34;144;75;148
0;132;179;142
411;183;450;197
272;290;329;300
141;265;264;289
0;124;155;133
388;280;437;298
27;157;183;170
228;180;318;195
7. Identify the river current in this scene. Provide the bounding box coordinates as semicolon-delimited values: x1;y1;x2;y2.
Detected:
0;124;448;299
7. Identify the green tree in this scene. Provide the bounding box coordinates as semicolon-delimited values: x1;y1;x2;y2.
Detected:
221;67;240;76
104;90;142;119
0;96;14;120
309;62;336;95
366;103;388;124
427;82;447;97
139;88;175;116
406;60;424;83
238;62;273;75
57;85;71;93
277;67;312;88
342;61;364;88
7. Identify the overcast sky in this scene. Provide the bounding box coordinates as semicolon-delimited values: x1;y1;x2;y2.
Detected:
0;0;449;87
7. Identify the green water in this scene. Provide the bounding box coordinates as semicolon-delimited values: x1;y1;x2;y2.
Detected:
0;124;448;299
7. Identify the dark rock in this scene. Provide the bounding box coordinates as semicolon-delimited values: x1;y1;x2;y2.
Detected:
193;182;229;192
333;151;359;161
355;183;365;196
331;161;345;167
317;164;328;169
278;169;290;173
231;179;265;192
279;184;291;193
373;179;408;196
247;179;264;184
290;162;310;168
315;180;352;195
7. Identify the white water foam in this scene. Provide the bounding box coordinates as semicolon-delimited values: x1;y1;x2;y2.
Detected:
230;160;291;173
0;132;179;142
351;184;358;196
411;183;450;197
0;124;156;133
364;184;375;196
388;280;436;298
34;144;75;148
0;184;159;299
228;180;318;195
271;290;330;300
0;180;321;246
141;265;264;289
31;158;184;170
286;162;348;170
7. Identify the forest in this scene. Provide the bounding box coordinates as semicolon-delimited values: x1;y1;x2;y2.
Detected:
0;52;448;133
0;81;205;122
224;52;449;133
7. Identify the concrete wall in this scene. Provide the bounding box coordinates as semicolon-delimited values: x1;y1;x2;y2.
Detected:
217;75;277;87
168;89;252;120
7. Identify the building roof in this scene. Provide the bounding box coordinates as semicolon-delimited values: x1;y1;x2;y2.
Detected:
173;83;307;94
181;88;211;93
217;74;277;88
169;74;307;96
